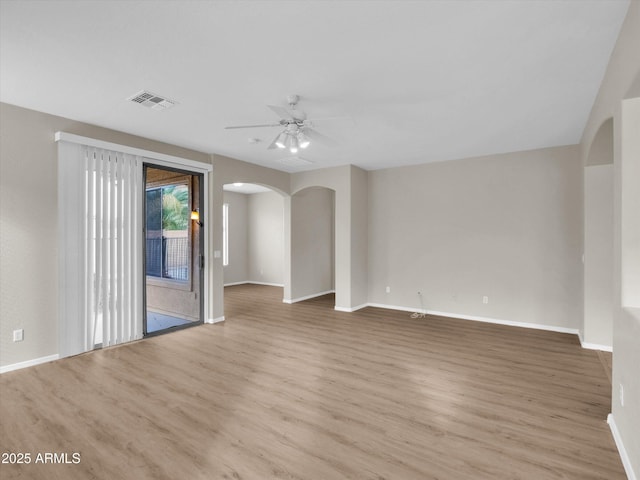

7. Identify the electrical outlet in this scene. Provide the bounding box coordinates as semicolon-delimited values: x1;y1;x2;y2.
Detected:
385;286;391;294
620;384;624;407
483;296;489;304
13;329;24;342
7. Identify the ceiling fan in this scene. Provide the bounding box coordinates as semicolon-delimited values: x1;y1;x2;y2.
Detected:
224;94;335;154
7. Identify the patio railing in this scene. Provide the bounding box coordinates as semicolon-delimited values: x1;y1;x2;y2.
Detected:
146;237;189;281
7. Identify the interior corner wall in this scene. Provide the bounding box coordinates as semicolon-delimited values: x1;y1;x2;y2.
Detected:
223;191;248;285
248;191;285;286
290;187;334;301
0;102;211;368
368;145;583;329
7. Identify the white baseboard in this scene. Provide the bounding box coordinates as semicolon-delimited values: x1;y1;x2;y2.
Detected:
0;354;60;374
608;413;637;480
249;281;284;287
581;340;613;352
284;290;335;304
206;316;225;324
335;303;368;313
367;302;421;313
578;330;613;352
224;281;284;288
224;281;249;287
365;303;580;336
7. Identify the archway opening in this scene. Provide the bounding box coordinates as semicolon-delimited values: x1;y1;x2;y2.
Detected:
222;182;286;290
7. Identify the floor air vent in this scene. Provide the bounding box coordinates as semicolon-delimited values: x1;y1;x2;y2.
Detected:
127;90;176;110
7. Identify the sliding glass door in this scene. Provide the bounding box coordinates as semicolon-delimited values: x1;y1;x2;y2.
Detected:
143;165;204;336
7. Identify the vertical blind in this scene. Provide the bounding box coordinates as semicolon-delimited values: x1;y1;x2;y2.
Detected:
58;142;143;357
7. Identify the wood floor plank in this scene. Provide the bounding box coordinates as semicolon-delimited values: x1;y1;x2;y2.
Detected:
0;284;624;479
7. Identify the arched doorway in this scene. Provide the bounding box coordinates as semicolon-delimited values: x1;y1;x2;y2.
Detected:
222;182;286;289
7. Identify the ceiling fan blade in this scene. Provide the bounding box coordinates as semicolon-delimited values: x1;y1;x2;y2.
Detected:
267;104;294;121
288;109;306;122
224;123;281;130
304;127;338;147
307;115;354;126
267;105;306;122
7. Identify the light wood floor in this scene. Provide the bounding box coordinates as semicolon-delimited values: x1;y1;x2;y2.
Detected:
0;284;624;479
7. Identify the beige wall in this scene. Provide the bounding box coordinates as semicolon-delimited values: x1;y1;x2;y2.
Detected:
583;165;614;347
223;191;248;285
248;191;284;285
289;187;334;301
580;2;640;477
0;102;211;367
583;116;614;349
620;97;640;308
350;166;369;308
368;146;583;329
586;118;613;166
612;96;640;477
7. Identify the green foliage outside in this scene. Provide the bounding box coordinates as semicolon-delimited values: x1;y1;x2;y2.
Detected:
162;185;189;230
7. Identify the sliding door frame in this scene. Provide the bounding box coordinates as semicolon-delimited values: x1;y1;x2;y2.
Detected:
140;157;210;335
142;163;205;336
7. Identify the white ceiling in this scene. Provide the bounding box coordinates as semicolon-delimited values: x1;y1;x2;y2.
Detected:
0;0;630;173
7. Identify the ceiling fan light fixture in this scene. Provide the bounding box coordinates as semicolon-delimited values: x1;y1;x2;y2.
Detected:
274;132;287;149
297;132;310;149
288;135;299;154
